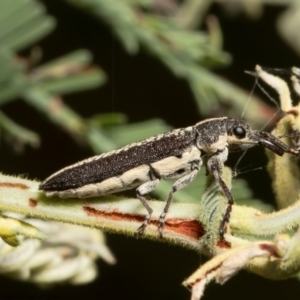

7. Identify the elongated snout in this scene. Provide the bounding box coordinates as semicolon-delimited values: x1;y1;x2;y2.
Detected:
250;131;299;156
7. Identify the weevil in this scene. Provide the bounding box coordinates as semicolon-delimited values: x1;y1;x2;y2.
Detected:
39;117;299;238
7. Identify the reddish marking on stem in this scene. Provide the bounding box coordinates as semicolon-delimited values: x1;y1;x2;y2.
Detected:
286;109;299;117
185;282;194;290
164;219;205;240
217;238;231;249
29;198;38;207
185;264;222;289
205;264;222;276
83;206;205;240
217;223;231;249
259;243;277;256
0;182;28;190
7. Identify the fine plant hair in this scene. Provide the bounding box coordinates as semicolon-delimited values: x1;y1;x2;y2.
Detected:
1;66;300;299
1;1;300;298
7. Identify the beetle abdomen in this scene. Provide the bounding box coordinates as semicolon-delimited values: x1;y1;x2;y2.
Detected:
40;127;196;193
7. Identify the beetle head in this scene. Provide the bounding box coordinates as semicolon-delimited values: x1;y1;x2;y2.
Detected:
226;118;299;156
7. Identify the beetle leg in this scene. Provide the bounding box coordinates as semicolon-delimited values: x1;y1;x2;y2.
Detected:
158;161;201;237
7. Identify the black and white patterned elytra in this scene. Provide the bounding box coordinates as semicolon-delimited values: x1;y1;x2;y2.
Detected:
40;126;195;191
40;117;299;238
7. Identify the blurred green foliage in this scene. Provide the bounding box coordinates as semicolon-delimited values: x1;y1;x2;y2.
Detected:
2;2;300;298
1;0;297;209
67;0;273;121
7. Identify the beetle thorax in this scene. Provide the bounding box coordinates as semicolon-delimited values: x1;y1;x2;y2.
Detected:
194;118;228;154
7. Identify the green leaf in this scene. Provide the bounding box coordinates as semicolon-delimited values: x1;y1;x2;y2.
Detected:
0;110;39;148
40;69;107;95
24;88;85;135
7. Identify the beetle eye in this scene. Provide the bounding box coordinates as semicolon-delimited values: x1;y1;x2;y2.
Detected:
233;126;246;139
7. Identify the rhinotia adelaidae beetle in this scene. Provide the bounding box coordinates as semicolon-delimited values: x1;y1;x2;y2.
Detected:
39;117;299;238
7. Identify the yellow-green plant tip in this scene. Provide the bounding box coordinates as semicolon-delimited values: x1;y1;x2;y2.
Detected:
255;66;300;209
2;235;22;247
0;215;47;243
40;70;107;95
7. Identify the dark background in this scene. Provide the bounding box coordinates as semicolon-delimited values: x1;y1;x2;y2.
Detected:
1;1;300;300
